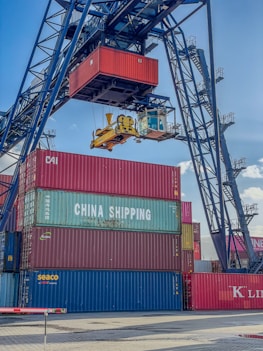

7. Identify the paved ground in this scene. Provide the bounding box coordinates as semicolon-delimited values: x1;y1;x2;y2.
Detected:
0;310;263;350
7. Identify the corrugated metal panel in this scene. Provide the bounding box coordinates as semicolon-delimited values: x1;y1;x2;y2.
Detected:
23;189;181;233
0;272;19;307
181;201;192;224
69;46;158;97
16;195;24;231
181;249;194;273
21;149;181;201
0;206;17;232
0;232;21;272
228;235;263;253
0;174;12;206
21;227;182;270
193;222;201;241
194;260;212;272
19;270;182;312
194;241;201;260
181;223;194;250
190;273;263;310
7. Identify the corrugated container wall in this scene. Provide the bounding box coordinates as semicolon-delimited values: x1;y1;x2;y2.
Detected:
193;222;201;241
20;149;181;201
194;241;201;260
0;174;12;206
189;273;263;310
0;272;19;307
19;270;182;313
23;189;181;233
0;232;21;272
181;249;194;273
194;260;212;273
69;46;158;97
21;227;182;271
181;201;192;224
181;223;194;250
0;206;17;232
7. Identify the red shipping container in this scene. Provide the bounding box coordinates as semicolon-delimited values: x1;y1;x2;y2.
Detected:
194;241;201;260
181;201;192;224
20;227;182;271
69;46;158;98
181;249;194;273
20;149;181;201
189;273;263;310
193;222;201;241
0;174;12;206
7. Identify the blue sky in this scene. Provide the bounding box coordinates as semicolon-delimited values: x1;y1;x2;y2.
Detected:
0;1;262;257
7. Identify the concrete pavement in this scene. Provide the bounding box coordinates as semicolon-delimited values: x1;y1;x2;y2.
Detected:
0;310;263;350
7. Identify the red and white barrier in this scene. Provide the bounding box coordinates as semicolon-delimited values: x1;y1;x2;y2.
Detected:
0;307;67;314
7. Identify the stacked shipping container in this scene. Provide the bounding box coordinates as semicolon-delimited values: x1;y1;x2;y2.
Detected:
18;149;183;312
181;202;194;273
0;174;20;306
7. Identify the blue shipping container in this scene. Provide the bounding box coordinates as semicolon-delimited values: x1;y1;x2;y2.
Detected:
0;232;21;272
0;273;19;307
19;270;182;313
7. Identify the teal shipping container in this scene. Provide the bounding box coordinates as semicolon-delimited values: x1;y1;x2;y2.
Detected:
23;189;181;233
19;270;182;312
0;273;19;307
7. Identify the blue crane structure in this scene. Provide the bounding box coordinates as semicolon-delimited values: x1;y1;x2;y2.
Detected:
0;0;261;273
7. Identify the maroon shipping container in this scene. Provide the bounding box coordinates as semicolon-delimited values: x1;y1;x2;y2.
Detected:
188;272;263;310
181;249;194;273
20;227;182;271
193;222;201;241
181;201;192;224
20;149;181;201
0;174;12;206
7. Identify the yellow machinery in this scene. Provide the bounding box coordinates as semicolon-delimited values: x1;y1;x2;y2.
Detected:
90;113;140;151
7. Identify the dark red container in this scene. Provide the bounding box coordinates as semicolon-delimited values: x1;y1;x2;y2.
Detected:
189;273;263;310
181;249;194;273
193;222;201;241
0;174;12;206
19;149;181;201
181;201;192;224
194;241;201;260
69;46;158;99
20;227;182;271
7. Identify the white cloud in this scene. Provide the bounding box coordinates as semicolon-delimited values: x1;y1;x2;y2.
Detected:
242;164;263;179
69;123;78;131
177;160;193;175
241;187;263;201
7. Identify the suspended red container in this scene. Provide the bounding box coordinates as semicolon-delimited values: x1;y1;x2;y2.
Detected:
69;46;158;105
188;273;263;310
20;226;182;271
19;149;181;201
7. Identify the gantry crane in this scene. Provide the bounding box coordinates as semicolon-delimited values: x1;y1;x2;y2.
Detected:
0;0;261;273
